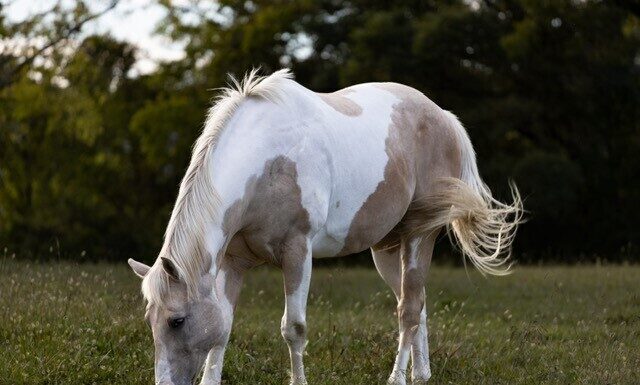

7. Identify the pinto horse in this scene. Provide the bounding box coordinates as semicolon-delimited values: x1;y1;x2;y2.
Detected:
128;69;522;385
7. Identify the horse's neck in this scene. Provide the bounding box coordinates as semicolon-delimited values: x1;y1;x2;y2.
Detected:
200;83;314;271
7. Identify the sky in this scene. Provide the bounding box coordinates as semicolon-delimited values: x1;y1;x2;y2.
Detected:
4;0;186;74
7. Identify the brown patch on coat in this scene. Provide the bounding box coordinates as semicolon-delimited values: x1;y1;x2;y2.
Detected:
341;83;463;254
398;266;424;331
337;110;414;255
398;233;436;329
375;83;462;188
317;89;363;117
279;234;309;296
220;237;262;308
220;155;311;295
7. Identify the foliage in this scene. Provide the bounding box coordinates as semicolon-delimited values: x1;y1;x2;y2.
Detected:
0;0;638;261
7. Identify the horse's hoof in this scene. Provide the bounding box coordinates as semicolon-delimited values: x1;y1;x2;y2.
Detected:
387;371;407;385
412;371;431;384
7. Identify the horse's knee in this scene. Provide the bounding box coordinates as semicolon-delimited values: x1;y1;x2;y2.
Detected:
281;318;306;345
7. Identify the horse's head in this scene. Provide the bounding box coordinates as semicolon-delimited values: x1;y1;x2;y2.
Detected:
128;258;227;385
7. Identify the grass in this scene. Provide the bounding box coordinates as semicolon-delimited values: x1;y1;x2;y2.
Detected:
1;258;639;384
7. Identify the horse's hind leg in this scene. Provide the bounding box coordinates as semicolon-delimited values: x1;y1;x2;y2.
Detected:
374;245;431;384
373;234;436;384
410;300;431;384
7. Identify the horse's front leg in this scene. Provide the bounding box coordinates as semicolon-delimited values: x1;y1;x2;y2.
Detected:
200;344;227;385
200;254;249;385
280;235;313;385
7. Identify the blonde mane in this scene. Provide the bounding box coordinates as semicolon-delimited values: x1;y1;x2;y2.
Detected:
142;68;294;303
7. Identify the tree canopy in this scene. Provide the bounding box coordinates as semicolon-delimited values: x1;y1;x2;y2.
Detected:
1;0;638;262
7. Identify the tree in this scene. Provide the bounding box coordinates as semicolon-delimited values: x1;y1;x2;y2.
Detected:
0;0;638;260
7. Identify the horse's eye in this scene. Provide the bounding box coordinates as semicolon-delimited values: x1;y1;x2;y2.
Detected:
168;317;185;329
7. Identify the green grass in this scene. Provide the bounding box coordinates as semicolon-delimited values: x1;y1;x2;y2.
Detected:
1;259;639;384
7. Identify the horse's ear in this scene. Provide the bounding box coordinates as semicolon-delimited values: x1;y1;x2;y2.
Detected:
161;257;180;281
128;258;150;279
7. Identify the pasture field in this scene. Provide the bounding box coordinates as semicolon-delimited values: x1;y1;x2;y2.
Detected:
1;259;639;385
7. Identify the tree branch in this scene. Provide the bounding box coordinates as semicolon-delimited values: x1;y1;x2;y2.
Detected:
2;0;120;87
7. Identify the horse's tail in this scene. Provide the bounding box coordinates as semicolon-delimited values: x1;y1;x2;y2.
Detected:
410;111;524;275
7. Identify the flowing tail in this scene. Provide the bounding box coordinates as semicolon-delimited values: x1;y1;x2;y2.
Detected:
411;111;524;275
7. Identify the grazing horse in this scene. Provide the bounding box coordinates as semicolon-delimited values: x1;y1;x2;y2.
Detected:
128;69;522;385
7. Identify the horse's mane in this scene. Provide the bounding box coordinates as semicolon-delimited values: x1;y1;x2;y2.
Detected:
142;68;294;303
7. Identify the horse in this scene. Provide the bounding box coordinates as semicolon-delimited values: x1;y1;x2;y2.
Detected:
127;68;522;385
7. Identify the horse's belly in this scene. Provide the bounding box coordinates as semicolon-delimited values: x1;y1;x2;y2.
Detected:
307;145;414;258
310;178;413;258
307;170;390;258
295;83;416;257
310;229;345;258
